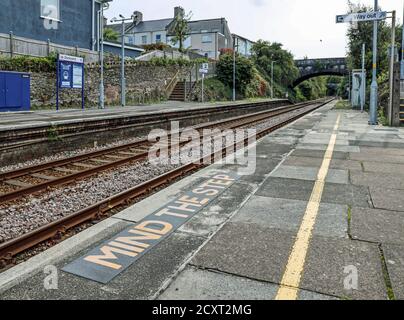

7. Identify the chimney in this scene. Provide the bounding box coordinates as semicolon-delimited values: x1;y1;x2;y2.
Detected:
133;11;143;26
174;6;185;19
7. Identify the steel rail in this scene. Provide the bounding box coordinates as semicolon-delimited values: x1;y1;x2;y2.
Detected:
0;101;319;204
0;98;334;265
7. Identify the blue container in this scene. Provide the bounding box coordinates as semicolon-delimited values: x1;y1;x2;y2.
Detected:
0;71;31;112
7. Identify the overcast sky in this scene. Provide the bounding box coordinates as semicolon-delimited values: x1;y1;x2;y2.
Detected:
105;0;404;59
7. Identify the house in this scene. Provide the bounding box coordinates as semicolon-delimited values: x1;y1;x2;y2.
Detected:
233;34;255;57
0;0;101;51
108;7;234;60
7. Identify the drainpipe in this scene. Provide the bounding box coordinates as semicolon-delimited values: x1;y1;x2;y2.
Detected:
91;0;95;51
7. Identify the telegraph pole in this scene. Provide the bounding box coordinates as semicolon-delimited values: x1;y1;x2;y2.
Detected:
361;43;366;113
369;0;379;125
271;61;276;99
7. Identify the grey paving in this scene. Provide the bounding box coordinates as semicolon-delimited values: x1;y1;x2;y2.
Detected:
301;236;388;300
159;267;337;300
232;196;348;238
362;162;404;175
296;143;360;153
350;171;404;190
270;165;349;184
291;149;349;160
191;222;296;285
256;177;371;208
283;156;363;171
349;153;404;164
370;187;404;212
383;244;404;300
351;207;404;245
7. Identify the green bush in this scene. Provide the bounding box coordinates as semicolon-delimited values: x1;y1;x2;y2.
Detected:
195;77;232;102
216;53;254;94
245;69;271;98
0;54;57;72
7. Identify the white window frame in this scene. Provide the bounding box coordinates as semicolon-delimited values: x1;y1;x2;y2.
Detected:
155;34;162;43
40;0;61;22
141;35;148;44
202;34;213;43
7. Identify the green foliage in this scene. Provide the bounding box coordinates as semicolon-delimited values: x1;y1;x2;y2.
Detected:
103;28;119;42
196;77;232;102
251;40;299;88
296;76;327;101
148;57;193;67
142;43;171;51
245;69;271;98
169;9;192;53
216;52;254;94
0;54;57;72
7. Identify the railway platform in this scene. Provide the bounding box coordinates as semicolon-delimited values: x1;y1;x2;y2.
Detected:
0;99;279;132
0;100;403;300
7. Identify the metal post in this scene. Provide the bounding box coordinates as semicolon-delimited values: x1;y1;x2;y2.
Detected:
271;61;275;99
361;43;366;113
99;5;105;109
388;10;396;126
232;37;236;101
9;31;13;58
401;2;404;79
121;20;126;107
201;73;205;103
369;0;379;125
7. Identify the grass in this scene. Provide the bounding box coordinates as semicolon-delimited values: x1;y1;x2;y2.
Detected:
334;100;352;110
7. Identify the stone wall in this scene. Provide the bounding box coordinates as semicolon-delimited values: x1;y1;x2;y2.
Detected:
30;62;189;108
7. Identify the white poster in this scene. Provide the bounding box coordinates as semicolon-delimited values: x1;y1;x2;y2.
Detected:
72;64;83;89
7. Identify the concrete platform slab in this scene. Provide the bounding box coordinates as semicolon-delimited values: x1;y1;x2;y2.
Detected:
383;244;404;300
351;207;404;245
350;171;404;190
283;156;362;171
291;149;349;160
256;177;371;208
159;267;337;300
370;187;404;212
270;165;349;184
231;196;348;238
296;144;360;153
362;162;404;175
301;236;387;300
191;222;296;285
349;153;404;164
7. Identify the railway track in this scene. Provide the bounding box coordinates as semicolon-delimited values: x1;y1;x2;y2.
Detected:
0;98;333;267
0;100;318;204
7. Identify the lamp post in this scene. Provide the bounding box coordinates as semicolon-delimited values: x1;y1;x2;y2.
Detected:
369;0;379;125
111;14;136;107
271;61;277;99
233;36;239;101
99;0;113;110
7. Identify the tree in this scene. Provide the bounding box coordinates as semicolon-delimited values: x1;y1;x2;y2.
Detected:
169;10;192;53
103;28;119;42
216;51;254;94
251;40;299;88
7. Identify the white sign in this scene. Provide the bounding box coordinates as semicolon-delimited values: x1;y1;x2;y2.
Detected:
59;54;84;64
199;69;208;74
202;63;209;70
336;11;387;24
72;64;83;89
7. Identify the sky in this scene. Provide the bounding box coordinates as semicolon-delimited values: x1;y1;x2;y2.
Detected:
105;0;404;59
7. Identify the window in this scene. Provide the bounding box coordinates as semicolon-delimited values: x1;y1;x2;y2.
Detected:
202;35;212;43
156;34;162;43
41;0;60;20
141;35;148;44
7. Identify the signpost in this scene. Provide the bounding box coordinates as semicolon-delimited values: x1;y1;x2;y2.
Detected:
336;11;387;23
336;3;389;125
56;54;85;111
199;63;209;103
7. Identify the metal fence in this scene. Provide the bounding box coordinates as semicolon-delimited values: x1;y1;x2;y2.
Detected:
0;32;100;62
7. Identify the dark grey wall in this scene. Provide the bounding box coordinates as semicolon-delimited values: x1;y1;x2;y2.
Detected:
0;0;100;50
104;44;143;58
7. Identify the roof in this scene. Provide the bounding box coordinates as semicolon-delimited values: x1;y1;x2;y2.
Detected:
188;18;227;34
107;18;228;35
107;18;173;34
232;33;255;44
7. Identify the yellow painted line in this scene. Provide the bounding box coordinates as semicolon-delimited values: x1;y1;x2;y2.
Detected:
275;114;341;300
